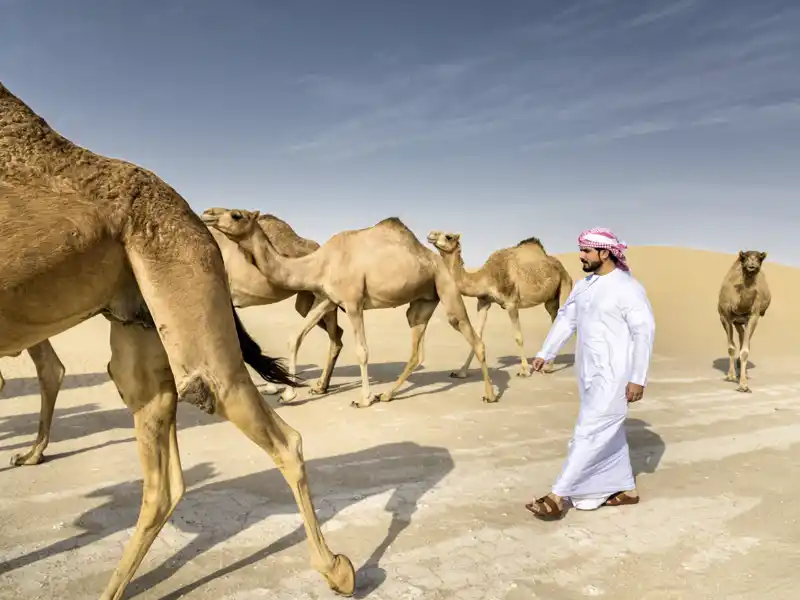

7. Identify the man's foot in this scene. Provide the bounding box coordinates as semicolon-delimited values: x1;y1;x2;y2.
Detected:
602;490;640;507
524;493;567;521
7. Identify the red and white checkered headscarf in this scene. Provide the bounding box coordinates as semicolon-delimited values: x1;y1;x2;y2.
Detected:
578;227;630;271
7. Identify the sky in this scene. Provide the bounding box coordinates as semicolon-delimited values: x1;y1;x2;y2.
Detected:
2;0;799;266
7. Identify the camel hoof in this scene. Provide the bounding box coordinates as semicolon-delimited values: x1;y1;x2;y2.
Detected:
482;396;499;404
736;385;752;393
723;375;737;383
261;382;281;395
516;370;531;378
10;452;44;467
373;393;393;403
449;371;468;379
307;386;328;397
325;554;356;596
350;398;374;409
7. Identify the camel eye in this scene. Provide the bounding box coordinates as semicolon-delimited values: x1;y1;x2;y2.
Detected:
444;235;453;241
231;213;242;221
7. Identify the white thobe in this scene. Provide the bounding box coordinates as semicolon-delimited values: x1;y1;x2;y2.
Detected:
535;267;655;510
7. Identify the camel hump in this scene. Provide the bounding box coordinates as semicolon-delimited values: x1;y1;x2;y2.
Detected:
376;216;412;231
516;236;546;252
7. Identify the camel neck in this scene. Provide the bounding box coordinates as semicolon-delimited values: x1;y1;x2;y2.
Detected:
248;227;320;293
443;250;484;297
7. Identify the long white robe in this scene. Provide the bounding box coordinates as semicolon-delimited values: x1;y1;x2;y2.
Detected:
535;267;655;510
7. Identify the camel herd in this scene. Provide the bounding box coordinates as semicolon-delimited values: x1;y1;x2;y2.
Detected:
0;78;774;599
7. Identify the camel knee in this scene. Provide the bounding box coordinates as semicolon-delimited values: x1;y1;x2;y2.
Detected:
274;426;306;482
140;482;184;532
447;314;461;330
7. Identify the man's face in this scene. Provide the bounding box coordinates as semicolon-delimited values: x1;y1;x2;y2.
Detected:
579;246;604;272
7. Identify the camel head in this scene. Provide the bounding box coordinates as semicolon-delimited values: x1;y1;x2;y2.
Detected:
738;250;767;275
426;230;461;254
201;208;261;241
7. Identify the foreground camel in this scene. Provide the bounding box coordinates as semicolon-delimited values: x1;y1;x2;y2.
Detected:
206;212;345;399
427;231;573;377
0;339;65;466
717;250;771;392
0;82;354;599
202;208;498;408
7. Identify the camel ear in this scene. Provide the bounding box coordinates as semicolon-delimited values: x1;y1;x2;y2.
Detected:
738;250;746;260
453;233;461;241
759;251;767;261
251;210;260;220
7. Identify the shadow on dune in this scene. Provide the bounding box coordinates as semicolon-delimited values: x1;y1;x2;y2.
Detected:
626;418;665;478
0;441;455;599
711;357;756;373
291;360;512;405
0;371;110;400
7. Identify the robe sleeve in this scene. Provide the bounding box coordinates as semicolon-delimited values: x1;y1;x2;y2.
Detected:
535;282;579;361
620;282;656;386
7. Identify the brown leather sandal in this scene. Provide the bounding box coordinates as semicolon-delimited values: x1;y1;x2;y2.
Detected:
524;495;566;520
602;491;640;507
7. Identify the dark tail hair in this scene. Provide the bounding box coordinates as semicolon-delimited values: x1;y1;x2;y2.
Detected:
232;304;303;388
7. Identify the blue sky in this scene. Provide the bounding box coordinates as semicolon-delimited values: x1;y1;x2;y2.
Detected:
2;0;798;266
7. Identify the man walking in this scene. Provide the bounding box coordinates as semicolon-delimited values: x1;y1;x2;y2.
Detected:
524;227;656;521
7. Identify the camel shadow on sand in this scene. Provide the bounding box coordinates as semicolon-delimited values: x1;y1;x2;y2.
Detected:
287;361;512;406
495;353;575;373
626;418;666;478
711;357;756;375
0;371;110;400
0;441;455;599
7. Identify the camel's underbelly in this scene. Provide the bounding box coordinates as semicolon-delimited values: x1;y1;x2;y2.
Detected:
0;241;129;355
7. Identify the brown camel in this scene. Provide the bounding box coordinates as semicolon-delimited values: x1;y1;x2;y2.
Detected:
427;231;573;377
0;82;354;599
0;339;65;466
202;208;498;408
205;211;345;401
717;250;771;393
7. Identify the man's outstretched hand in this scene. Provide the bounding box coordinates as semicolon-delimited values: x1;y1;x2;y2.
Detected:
532;357;547;372
626;382;644;403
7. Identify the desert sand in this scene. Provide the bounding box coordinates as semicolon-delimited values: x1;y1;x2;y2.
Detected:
0;245;798;600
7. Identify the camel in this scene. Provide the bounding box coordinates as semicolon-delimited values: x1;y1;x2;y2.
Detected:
206;211;346;400
717;250;771;393
0;340;65;466
0;82;354;599
427;231;573;378
201;208;498;408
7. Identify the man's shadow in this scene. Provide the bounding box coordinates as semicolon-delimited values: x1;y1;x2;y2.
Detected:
625;418;665;478
0;441;454;599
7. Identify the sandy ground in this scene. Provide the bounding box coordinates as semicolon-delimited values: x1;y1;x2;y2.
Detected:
1;246;799;600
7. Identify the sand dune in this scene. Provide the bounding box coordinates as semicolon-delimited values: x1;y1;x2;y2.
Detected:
0;246;798;600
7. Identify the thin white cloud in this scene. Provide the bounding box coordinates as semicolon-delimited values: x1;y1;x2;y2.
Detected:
282;2;800;161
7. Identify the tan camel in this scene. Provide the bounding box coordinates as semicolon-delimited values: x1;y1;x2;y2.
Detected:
0;340;65;466
0;82;354;599
427;231;573;378
717;250;771;393
205;211;346;400
202;208;498;408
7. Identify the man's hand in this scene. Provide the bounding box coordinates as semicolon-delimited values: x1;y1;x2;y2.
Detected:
532;357;547;372
626;382;644;403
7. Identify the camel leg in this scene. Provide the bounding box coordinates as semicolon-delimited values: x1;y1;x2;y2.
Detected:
99;322;185;600
434;274;498;403
308;308;344;396
541;297;561;373
506;305;531;378
719;315;738;382
0;369;4;394
295;292;345;397
281;298;336;403
451;297;491;379
343;304;377;409
737;316;760;393
10;340;65;466
374;299;439;404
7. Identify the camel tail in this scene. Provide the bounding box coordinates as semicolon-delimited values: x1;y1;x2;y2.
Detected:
232;305;303;387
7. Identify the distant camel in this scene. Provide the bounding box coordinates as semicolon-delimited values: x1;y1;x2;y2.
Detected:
203;208;499;408
0;340;65;466
0;81;354;599
205;209;345;400
717;250;771;392
427;231;573;377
